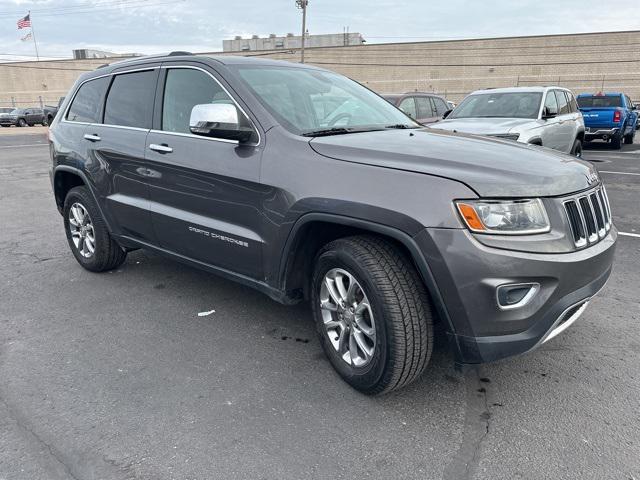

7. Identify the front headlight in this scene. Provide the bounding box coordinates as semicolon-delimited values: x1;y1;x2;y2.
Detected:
455;198;550;234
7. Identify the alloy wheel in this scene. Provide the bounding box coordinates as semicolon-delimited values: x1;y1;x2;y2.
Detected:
68;202;96;258
319;268;376;367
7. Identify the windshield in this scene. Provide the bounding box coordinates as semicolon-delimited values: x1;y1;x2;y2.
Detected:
449;92;543;119
232;66;419;135
10;109;22;115
577;95;622;108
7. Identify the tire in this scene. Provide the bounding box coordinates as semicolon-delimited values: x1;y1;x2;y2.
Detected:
611;134;622;150
624;132;634;144
63;186;126;272
42;117;49;126
570;138;583;158
17;118;27;127
311;235;434;395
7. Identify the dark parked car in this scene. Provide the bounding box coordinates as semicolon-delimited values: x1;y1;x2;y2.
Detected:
49;54;616;395
382;92;450;124
0;107;48;127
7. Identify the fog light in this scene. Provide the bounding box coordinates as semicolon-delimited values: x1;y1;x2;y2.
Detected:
496;283;540;310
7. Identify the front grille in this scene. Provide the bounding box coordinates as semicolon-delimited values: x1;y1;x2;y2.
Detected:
563;186;612;248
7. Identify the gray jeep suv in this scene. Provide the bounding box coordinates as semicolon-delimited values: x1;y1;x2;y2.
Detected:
49;54;616;395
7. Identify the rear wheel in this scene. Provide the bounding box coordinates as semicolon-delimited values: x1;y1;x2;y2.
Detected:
570;138;583;158
63;186;127;272
311;235;434;395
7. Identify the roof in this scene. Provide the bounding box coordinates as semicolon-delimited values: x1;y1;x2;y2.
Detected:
468;86;569;95
576;92;624;97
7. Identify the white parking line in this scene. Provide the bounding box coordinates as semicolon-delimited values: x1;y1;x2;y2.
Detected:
619;232;640;238
599;170;640;176
0;143;47;148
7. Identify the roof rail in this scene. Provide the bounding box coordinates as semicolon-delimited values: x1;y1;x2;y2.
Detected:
97;63;110;69
169;51;193;56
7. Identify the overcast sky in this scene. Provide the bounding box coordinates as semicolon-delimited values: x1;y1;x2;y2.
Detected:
2;0;640;61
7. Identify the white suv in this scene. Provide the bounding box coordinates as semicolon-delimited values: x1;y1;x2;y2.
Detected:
430;86;585;157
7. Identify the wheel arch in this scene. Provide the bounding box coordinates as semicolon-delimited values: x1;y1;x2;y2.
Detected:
278;213;455;336
53;167;86;213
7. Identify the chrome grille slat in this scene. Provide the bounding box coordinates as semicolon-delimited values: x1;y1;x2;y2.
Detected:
563;186;612;249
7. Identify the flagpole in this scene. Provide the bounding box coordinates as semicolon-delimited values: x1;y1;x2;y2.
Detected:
28;11;40;61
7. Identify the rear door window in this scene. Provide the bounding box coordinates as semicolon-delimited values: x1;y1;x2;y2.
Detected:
398;97;417;119
432;97;448;116
554;90;569;115
415;97;434;118
104;69;157;128
66;76;110;123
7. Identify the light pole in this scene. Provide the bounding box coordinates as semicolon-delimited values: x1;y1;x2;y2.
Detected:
296;0;308;63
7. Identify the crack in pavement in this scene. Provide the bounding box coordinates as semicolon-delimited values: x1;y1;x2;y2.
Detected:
0;393;81;480
443;366;491;480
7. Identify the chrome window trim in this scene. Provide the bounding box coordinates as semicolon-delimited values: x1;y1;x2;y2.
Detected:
157;64;261;147
148;129;239;145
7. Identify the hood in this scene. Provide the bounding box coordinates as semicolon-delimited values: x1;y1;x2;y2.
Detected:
309;129;597;198
429;117;535;135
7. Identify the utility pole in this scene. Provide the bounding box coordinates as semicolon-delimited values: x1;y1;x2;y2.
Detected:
296;0;308;63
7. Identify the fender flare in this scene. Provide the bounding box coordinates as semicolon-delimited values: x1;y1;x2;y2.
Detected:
278;212;459;344
52;165;114;232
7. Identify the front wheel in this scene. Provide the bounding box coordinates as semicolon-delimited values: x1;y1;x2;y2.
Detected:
17;118;27;127
570;138;583;158
63;186;127;272
311;236;434;395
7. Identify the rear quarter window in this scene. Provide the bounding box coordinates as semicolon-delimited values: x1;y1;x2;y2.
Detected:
66;76;110;123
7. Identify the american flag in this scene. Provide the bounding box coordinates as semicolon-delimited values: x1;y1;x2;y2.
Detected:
17;14;31;29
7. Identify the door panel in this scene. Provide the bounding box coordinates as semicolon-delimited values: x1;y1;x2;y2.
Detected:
146;132;264;278
82;67;160;242
84;125;155;242
146;65;265;278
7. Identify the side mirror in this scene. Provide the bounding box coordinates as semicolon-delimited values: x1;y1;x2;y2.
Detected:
542;106;558;119
189;103;254;143
442;109;453;119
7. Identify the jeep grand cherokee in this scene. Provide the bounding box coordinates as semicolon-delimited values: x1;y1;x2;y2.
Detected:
49;54;616;395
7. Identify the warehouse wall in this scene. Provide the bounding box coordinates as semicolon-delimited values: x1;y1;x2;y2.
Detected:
2;30;640;108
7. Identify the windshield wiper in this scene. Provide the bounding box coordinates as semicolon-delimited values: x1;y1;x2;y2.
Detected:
301;126;385;137
384;124;418;129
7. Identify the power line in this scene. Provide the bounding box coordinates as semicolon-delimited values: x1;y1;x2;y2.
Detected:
0;0;183;19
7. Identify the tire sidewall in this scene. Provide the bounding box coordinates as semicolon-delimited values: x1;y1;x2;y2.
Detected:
63;188;111;271
311;247;389;392
572;139;583;158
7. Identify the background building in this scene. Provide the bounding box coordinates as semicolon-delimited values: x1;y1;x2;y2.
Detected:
2;30;640;109
222;32;365;52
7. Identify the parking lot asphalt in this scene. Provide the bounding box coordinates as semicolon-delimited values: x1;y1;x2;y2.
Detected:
0;132;638;480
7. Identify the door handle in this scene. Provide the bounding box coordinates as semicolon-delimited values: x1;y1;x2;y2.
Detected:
149;143;173;154
83;133;101;142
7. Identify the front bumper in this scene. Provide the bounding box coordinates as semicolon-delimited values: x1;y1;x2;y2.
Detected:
416;227;616;363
